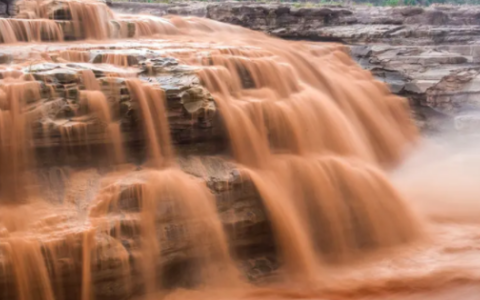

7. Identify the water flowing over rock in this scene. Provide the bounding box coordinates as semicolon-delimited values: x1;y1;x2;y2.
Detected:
2;1;480;300
200;4;480;134
110;2;480;133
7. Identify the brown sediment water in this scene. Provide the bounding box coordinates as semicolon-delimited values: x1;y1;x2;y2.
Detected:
0;18;64;43
125;79;173;168
0;1;478;300
98;53;131;67
80;90;125;164
60;50;91;62
0;79;40;202
80;70;100;90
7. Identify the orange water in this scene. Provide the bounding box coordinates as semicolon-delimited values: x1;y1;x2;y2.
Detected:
0;1;477;300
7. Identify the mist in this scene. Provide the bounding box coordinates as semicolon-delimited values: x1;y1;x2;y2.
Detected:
392;134;480;223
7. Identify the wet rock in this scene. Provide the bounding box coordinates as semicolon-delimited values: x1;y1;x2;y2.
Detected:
16;55;223;163
68;63;142;78
32;67;79;84
0;155;273;300
177;156;273;258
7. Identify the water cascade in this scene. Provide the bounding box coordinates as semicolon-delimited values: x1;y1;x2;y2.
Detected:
0;1;464;300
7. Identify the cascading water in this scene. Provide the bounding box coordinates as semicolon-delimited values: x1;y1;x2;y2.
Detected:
0;1;478;300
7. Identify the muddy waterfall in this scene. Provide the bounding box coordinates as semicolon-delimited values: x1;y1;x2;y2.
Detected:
0;1;477;300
